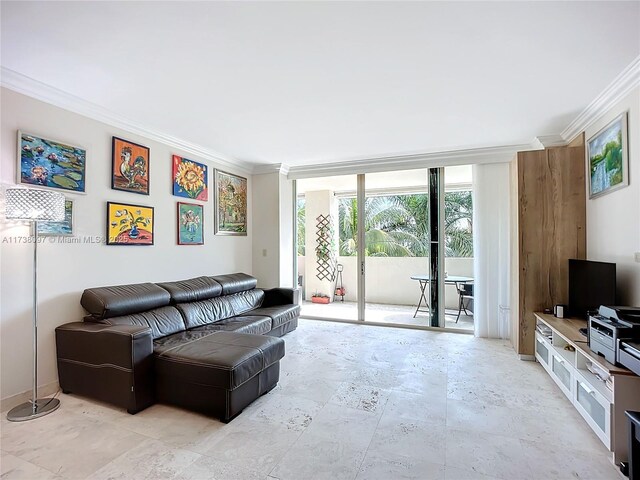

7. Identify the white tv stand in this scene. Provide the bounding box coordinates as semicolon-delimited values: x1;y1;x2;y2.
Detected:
534;312;640;465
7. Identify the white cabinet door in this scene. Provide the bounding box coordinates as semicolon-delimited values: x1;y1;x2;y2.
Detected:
550;353;573;400
573;374;612;448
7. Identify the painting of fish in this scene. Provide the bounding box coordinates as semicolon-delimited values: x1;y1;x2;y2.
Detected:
18;131;86;193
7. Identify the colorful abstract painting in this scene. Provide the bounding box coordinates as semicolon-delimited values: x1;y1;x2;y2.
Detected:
112;137;150;195
37;200;73;236
215;169;247;236
18;132;86;193
588;112;629;199
172;155;208;201
106;202;154;245
177;202;204;245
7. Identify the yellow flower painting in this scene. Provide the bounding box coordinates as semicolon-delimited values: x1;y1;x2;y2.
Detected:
172;155;208;201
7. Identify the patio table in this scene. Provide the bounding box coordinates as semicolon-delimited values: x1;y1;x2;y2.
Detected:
410;275;473;318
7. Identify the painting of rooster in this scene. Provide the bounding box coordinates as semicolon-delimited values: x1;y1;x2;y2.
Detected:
111;137;150;195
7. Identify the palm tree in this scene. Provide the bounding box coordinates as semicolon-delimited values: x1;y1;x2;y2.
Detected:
444;191;473;257
298;191;473;259
338;196;423;257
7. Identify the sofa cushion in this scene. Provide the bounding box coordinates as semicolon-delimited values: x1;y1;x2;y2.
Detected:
154;331;285;390
81;283;171;320
226;289;265;316
101;306;186;340
176;289;265;329
157;276;222;303
211;273;257;295
153;330;215;354
192;316;272;336
250;304;301;328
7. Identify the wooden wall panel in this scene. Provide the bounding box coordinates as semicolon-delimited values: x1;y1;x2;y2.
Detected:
516;145;586;356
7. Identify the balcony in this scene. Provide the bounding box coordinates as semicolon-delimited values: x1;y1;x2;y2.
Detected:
298;255;474;332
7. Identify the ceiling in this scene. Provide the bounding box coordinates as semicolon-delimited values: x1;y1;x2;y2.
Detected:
2;1;639;170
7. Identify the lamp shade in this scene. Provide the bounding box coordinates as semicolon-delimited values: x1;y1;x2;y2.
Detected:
5;188;65;222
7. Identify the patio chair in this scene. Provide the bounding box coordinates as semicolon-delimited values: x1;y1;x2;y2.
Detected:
456;283;474;322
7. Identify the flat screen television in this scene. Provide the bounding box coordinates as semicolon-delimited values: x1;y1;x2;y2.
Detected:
568;259;616;319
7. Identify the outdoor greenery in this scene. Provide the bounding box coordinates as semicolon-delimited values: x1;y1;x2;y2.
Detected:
296;191;473;258
590;129;623;186
297;198;306;256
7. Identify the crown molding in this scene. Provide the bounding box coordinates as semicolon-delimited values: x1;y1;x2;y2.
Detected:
561;55;640;142
0;67;253;174
530;134;566;150
252;163;290;175
287;143;531;180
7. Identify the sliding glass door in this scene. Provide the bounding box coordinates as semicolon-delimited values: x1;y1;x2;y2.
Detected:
295;166;472;331
296;175;358;321
363;169;436;327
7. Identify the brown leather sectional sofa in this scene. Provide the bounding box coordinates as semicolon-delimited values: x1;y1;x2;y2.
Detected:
55;273;300;422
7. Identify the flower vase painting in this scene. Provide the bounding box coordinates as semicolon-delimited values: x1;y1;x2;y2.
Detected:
177;202;204;245
106;202;154;245
172;155;208;201
18;131;86;193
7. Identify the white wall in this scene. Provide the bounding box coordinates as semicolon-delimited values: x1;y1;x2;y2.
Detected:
298;255;473;309
585;86;640;306
0;88;253;401
303;190;339;301
251;171;295;289
278;173;294;288
251;172;280;288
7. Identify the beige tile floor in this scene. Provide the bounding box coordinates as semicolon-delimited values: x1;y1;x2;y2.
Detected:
1;319;621;480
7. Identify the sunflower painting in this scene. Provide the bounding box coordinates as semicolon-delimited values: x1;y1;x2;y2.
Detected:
172;155;208;201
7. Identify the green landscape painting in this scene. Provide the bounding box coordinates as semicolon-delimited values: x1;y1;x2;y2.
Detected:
588;113;628;198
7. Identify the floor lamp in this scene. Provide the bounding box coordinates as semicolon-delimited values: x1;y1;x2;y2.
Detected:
5;187;65;422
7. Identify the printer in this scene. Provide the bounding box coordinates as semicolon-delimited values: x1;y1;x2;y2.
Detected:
588;306;640;365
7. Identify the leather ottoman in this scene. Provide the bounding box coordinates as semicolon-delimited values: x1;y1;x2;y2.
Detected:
154;331;285;422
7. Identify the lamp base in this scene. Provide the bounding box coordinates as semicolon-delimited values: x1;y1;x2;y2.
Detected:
6;398;60;422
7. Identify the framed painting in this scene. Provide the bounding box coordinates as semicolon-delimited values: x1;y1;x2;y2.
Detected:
588;112;629;199
111;137;150;195
17;131;86;193
106;202;154;246
37;200;73;236
172;155;208;201
215;169;247;236
177;202;204;245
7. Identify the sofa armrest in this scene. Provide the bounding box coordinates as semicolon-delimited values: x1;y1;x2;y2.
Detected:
261;287;301;308
55;322;154;413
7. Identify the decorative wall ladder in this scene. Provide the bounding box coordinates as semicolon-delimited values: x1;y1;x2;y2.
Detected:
315;214;336;282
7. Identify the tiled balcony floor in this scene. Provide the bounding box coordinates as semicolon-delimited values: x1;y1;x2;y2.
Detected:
301;300;474;332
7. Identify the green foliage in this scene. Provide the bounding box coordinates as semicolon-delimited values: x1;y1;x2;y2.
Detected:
591;130;623;185
297;198;305;256
296;190;473;259
336;191;473;258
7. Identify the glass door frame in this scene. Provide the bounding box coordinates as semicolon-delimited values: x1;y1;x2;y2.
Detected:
294;168;447;328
